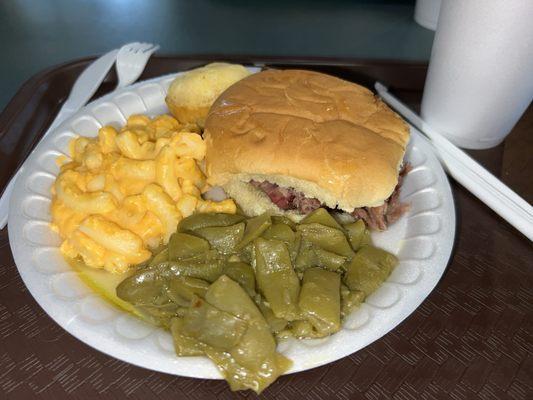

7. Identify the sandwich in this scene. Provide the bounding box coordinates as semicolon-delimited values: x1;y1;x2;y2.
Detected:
203;69;411;230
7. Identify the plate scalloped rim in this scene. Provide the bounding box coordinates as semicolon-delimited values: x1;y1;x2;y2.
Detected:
8;69;455;379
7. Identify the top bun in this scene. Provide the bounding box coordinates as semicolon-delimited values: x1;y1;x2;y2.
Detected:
165;63;251;127
204;69;410;211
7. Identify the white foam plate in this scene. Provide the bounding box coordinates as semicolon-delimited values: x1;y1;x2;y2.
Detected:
8;70;455;379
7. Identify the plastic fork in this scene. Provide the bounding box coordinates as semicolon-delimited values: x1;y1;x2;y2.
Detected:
115;42;160;88
0;42;159;230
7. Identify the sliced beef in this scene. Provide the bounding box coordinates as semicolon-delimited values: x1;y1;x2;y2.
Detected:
352;163;412;230
249;163;411;230
293;192;322;214
250;180;321;214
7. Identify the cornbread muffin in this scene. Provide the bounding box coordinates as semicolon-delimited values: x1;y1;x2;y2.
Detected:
165;63;251;127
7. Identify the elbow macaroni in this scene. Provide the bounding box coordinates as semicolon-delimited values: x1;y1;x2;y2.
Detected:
50;114;236;273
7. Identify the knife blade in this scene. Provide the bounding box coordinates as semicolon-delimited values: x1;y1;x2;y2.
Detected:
0;48;119;229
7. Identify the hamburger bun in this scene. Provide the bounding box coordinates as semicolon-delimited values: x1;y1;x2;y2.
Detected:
203;69;410;217
165;63;251;127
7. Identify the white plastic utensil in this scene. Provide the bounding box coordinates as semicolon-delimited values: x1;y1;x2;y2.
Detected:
115;42;160;88
0;42;160;229
375;82;533;241
0;48;120;229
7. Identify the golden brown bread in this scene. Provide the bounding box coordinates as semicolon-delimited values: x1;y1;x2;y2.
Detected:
204;69;410;213
165;63;251;126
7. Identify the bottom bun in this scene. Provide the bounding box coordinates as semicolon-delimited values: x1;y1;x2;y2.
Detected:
223;179;305;221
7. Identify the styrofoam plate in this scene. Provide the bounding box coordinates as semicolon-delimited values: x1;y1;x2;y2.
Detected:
8;69;455;378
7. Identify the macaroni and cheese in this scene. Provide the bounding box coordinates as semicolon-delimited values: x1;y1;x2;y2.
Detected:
51;114;236;273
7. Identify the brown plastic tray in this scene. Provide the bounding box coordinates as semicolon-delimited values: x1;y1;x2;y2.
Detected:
0;56;531;399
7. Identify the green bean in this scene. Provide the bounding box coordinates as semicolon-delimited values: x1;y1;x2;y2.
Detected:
344;220;371;250
294;241;315;272
206;275;266;324
271;215;296;229
137;303;186;328
301;208;342;230
204;345;292;394
289;231;302;264
223;262;256;297
360;229;372;247
295;241;347;272
297;223;355;258
149;247;168;266
194;223;245;254
290;320;313;338
298;268;340;336
166;276;210;304
341;288;365;317
237;213;272;249
254;238;300;320
262;223;295;244
257;299;289;334
313;248;347;272
237;243;254;264
118;210;399;394
116;267;169;306
178;213;245;232
289;319;323;339
164;254;225;282
181;297;248;350
205;275;291;392
343;246;397;295
170;317;206;356
168;232;210;260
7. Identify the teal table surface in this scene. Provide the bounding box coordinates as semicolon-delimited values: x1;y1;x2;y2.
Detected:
0;0;434;112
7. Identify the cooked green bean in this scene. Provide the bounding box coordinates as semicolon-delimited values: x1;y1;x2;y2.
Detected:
254;238;300;320
294;241;315;272
298;268;340;336
170;317;206;356
166;276;210;303
204;276;292;392
295;243;346;272
237;243;254;264
343;246;397;295
223;262;256;297
168;233;210;260
178;213;246;232
313;248;347;271
289;319;323;338
181;297;248;350
257;299;289;334
340;285;365;317
289;231;303;264
164;255;225;282
237;213;272;249
149;247;168;266
262;223;295;244
297;223;355;258
116;267;169;306
344;220;368;251
137;303;186;327
117;208;400;394
301;208;343;230
271;215;296;229
194;223;245;254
